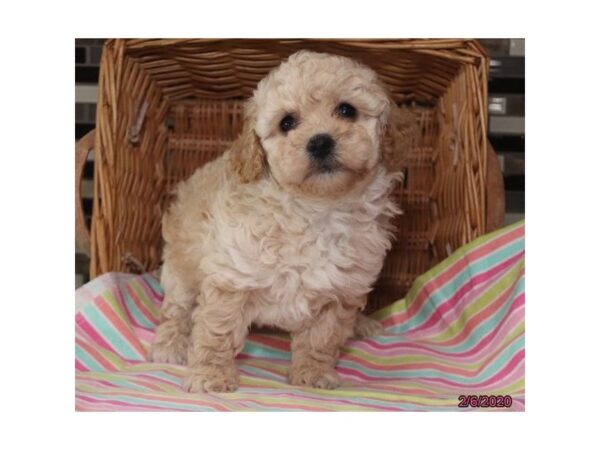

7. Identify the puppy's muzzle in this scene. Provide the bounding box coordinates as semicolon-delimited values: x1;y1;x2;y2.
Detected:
306;133;335;161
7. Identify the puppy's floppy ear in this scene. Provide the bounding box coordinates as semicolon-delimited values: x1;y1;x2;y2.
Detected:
230;99;267;183
381;98;417;174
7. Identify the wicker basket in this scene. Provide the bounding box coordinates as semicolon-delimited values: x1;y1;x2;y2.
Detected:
75;38;505;313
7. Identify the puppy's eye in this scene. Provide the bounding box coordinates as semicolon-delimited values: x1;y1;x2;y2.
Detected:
336;102;357;119
279;114;297;133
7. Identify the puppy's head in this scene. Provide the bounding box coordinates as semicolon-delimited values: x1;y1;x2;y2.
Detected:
231;51;401;198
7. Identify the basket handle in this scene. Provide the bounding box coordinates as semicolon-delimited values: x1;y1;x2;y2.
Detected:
75;129;96;256
485;141;506;233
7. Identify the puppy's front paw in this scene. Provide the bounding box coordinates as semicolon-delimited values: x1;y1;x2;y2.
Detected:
288;362;341;389
149;321;189;365
183;365;239;393
150;340;188;365
353;313;383;339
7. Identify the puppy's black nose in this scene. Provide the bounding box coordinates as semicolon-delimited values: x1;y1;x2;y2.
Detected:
306;133;335;160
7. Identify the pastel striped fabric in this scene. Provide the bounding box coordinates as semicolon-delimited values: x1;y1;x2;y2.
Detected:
75;221;525;411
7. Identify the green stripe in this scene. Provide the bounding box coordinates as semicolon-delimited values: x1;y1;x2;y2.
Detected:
81;305;143;360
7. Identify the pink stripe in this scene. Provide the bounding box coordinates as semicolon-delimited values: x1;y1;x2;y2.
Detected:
125;282;157;327
76;337;120;371
78;379;123;390
337;348;524;390
422;349;525;390
113;286;140;330
134;373;183;389
404;267;523;344
133;326;155;347
140;274;164;303
252;391;403;411
239;365;286;379
95;299;147;358
78;372;183;390
342;353;483;376
137;275;164;308
407;226;524;317
473;359;524;393
76;395;184;412
75;360;88;371
407;266;524;346
355;381;440;394
77;390;231;411
352;293;524;361
235;398;343;412
76;314;114;353
408;251;524;336
380;309;408;329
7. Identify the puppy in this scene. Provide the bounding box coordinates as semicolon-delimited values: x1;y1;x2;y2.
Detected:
150;51;404;392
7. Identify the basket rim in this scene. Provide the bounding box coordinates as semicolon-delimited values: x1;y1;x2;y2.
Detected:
104;38;489;63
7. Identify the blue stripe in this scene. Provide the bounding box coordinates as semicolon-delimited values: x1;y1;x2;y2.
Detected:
82;302;143;360
122;283;155;329
242;341;292;360
336;335;524;385
75;346;104;371
388;264;525;353
400;238;524;332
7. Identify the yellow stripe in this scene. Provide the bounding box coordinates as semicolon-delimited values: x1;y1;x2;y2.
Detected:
425;261;523;343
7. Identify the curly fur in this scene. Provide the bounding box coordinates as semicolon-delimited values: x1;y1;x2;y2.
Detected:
150;51;404;392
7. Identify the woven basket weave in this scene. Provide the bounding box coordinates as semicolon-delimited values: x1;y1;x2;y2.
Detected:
75;38;504;313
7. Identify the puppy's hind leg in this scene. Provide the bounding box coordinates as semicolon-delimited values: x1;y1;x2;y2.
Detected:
349;296;383;339
149;264;195;365
353;312;384;339
288;303;357;390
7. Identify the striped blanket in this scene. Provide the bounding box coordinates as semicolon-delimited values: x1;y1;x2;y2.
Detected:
75;221;525;411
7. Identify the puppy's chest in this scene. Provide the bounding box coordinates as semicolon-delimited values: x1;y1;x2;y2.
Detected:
231;205;390;298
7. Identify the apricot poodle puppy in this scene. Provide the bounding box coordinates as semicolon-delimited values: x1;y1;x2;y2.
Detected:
150;51;405;393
